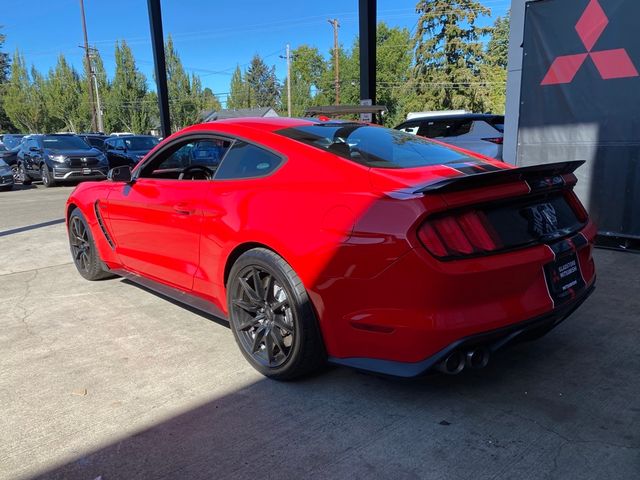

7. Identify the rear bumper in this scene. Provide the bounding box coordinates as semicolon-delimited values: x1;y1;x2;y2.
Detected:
329;281;595;377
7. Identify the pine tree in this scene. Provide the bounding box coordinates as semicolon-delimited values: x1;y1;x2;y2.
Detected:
3;52;47;132
0;28;15;132
487;13;510;68
45;55;86;132
227;65;246;109
413;0;491;112
202;87;222;112
107;41;150;133
165;35;201;130
245;54;280;108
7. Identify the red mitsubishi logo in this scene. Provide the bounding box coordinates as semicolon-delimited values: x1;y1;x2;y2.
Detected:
541;0;639;85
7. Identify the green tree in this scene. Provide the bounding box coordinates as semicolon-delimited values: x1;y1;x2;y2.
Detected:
106;41;151;133
413;0;491;112
486;13;510;68
3;52;47;132
245;54;280;108
281;45;326;116
0;27;15;132
202;87;222;112
227;65;247;109
165;35;201;130
45;55;86;132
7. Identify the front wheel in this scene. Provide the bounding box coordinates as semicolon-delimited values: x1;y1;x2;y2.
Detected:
11;164;19;183
41;163;56;188
68;209;114;281
227;248;326;380
19;164;32;185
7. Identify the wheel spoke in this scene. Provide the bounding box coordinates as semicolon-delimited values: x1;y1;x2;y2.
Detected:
263;274;273;301
273;314;293;333
270;328;287;356
264;331;274;364
239;277;261;303
271;299;289;312
251;268;263;297
251;326;267;353
233;299;259;314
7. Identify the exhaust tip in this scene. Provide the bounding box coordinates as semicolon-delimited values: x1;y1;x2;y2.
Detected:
465;347;490;369
436;350;466;375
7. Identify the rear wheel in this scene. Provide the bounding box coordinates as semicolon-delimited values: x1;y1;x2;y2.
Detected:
19;164;32;185
68;209;114;281
227;248;326;380
41;164;56;188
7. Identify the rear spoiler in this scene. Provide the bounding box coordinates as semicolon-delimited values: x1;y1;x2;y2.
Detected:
414;160;585;194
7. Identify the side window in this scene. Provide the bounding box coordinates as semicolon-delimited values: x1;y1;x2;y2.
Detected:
139;137;232;180
115;139;125;150
418;119;473;138
215;141;282;180
418;120;448;138
397;121;420;135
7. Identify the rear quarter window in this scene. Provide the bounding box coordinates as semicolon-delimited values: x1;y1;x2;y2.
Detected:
215;141;282;180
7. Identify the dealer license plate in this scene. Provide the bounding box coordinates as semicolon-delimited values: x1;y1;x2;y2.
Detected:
82;168;91;175
543;252;585;305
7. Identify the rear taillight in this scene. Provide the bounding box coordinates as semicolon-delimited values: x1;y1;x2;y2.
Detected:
481;137;503;144
418;211;502;259
565;191;588;222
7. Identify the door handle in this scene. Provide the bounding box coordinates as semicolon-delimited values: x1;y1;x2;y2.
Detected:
173;203;193;215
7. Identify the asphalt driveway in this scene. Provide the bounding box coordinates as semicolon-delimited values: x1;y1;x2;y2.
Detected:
0;184;638;479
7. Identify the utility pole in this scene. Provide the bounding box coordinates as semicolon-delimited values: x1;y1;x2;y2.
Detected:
328;19;340;105
280;44;292;116
79;0;97;131
88;48;104;132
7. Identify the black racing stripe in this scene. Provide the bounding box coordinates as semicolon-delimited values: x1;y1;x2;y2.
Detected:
445;161;504;175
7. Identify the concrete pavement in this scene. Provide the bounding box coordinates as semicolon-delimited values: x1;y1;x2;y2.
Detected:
0;184;638;479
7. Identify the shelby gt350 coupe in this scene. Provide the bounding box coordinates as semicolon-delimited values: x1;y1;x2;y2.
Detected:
66;118;596;379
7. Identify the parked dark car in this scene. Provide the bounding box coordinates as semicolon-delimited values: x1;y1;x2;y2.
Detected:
0;134;26;180
395;113;505;160
104;135;159;168
78;133;109;151
0;158;14;190
17;134;109;187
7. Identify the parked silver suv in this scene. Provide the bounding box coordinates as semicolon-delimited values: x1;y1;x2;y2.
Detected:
394;113;504;160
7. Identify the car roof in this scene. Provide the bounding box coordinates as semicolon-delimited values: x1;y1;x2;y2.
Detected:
208;117;318;132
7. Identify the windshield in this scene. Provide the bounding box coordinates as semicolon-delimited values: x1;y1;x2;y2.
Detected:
276;124;475;169
3;135;24;149
43;136;92;151
124;137;159;151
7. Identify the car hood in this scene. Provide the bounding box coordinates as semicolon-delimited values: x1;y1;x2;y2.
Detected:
46;148;101;157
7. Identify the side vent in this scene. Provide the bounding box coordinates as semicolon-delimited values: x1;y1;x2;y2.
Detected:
94;200;115;249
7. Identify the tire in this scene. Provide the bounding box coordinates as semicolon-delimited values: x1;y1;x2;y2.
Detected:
19;164;32;185
41;163;56;188
227;248;326;380
10;164;19;183
68;209;114;281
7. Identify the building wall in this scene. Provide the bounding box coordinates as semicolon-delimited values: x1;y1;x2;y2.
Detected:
503;0;528;165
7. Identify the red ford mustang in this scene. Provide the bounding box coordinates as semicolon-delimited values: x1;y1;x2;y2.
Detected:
66;118;596;380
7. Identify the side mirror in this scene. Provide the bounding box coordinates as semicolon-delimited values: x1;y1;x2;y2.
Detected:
107;165;133;183
115;145;125;151
29;146;39;152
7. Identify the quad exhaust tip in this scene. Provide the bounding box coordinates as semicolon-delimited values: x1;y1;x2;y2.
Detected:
436;347;490;375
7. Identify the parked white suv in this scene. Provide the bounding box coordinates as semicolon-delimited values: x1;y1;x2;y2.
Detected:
395;113;505;160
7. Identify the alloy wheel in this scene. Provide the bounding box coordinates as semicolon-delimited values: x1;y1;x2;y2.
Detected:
231;266;295;368
41;165;49;186
69;216;91;272
11;164;19;182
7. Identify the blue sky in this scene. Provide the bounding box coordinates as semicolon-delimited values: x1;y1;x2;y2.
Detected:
2;0;510;107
